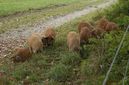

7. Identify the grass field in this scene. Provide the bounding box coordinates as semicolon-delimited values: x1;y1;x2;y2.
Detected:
0;0;106;33
0;0;107;17
0;0;81;16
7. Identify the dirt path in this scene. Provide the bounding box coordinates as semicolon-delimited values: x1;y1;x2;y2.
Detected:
0;0;117;59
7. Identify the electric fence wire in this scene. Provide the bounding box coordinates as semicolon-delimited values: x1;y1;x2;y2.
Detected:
102;25;129;85
122;58;129;85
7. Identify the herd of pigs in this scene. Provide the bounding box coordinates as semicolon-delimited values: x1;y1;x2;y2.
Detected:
11;17;118;63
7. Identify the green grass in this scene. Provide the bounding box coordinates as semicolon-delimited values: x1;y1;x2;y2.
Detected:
0;0;107;33
48;63;72;81
1;0;129;85
60;52;81;66
0;0;81;16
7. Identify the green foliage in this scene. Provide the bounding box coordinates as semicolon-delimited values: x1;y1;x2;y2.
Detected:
92;1;129;83
114;14;129;27
48;63;72;81
81;60;94;77
118;79;129;85
118;0;129;15
80;57;100;78
11;64;32;80
103;0;129;27
82;76;104;85
29;73;41;82
82;44;93;59
60;52;81;66
47;79;62;85
100;31;129;82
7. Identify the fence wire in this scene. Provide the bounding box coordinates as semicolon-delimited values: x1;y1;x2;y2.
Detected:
102;25;129;85
122;58;129;85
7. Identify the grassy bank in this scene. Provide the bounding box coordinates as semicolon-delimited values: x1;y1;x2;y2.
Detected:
0;0;107;33
1;0;129;85
1;7;129;84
